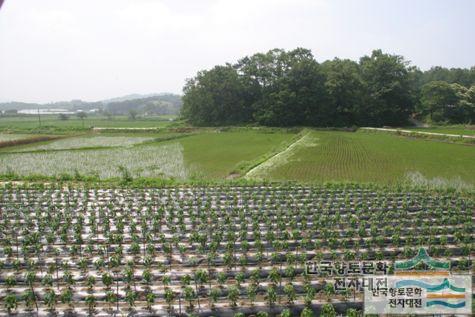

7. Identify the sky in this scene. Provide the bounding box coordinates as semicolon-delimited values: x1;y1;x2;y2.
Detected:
0;0;474;103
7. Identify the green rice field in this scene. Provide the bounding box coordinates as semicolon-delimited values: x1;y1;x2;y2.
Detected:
0;128;473;188
0;130;296;180
177;130;295;178
0;115;176;131
248;130;475;188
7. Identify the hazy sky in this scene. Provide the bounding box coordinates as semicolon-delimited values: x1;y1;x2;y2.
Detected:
0;0;474;103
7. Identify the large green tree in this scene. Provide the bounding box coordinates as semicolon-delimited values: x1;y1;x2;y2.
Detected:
253;64;328;125
420;81;474;123
237;48;328;126
181;65;251;126
321;58;364;126
359;49;414;126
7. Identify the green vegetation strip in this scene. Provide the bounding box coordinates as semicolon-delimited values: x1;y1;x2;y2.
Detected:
245;130;311;178
0;135;64;149
361;127;475;139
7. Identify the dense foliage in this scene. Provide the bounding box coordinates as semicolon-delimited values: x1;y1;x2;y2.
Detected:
418;81;475;123
182;48;475;126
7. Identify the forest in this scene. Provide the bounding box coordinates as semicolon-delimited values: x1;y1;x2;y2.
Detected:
182;48;475;127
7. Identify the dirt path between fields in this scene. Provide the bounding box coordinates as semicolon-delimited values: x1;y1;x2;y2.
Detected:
361;127;475;139
92;127;161;131
244;131;313;179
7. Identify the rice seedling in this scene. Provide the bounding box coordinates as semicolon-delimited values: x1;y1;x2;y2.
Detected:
249;130;475;188
0;143;187;179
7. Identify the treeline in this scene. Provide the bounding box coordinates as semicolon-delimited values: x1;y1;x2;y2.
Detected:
105;94;182;116
0;100;103;112
182;48;475;126
0;94;183;117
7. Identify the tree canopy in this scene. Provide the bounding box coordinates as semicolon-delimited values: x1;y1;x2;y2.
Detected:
182;48;475;126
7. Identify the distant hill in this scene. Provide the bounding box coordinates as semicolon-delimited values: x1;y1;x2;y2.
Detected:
105;94;182;116
0;101;43;111
0;93;182;115
101;93;162;104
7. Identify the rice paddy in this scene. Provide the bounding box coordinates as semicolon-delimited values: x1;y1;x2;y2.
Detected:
0;115;176;131
0;127;473;316
0;134;33;142
176;130;296;178
0;143;187;179
0;129;473;189
249;131;475;188
14;136;155;152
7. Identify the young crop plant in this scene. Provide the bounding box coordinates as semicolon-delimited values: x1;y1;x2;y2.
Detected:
0;185;472;315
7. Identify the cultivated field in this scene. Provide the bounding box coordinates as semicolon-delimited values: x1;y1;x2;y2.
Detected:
248;131;475;188
0;143;187;180
0;118;473;315
0;185;472;316
0;134;36;142
0;129;473;189
12;136;156;152
0;115;176;131
177;130;296;179
0;130;296;181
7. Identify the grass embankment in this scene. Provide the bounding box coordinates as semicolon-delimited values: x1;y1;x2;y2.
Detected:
360;126;475;144
408;125;475;136
0;135;64;149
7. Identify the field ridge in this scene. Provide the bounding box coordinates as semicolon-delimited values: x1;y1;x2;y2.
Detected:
245;131;313;179
361;127;475;139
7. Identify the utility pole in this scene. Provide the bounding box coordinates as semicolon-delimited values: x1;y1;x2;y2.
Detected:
37;108;41;127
